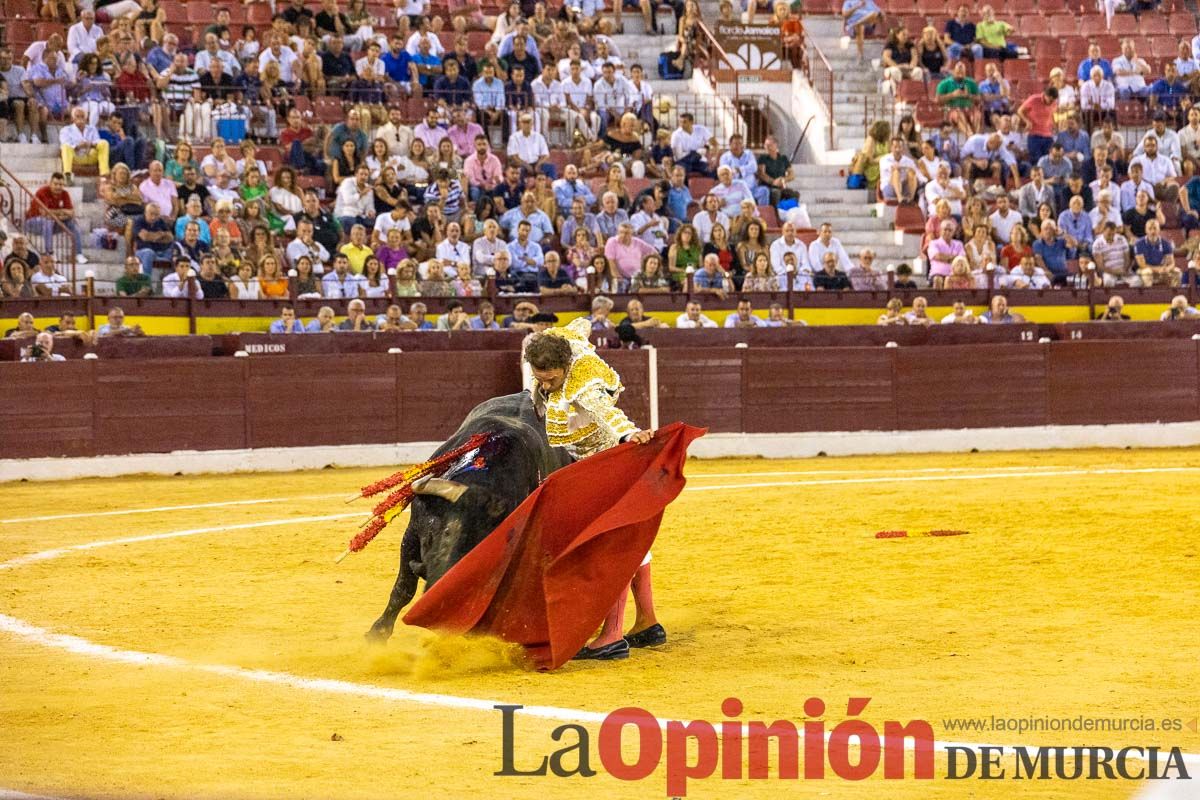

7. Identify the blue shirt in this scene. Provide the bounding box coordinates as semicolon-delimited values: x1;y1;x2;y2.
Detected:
1150;79;1189;109
433;74;472;105
944;19;976;46
693;268;726;289
497;33;540;63
146;47;175;75
666;186;693;222
174;214;211;245
1076;57;1113;82
268;319;307;333
499;207;554;244
552;178;596;215
507;238;544;273
1057;210;1093;246
1054;129;1091;161
472;77;506;109
409;53;441;87
719;150;760;189
382;49;412;82
1133;235;1173;267
1032;236;1068;276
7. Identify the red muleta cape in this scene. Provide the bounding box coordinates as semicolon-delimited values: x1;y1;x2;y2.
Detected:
403;422;706;670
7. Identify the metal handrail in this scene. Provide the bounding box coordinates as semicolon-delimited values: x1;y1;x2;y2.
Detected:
797;28;836;149
0;158;80;287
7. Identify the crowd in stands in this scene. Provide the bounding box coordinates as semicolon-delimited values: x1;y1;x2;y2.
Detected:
853;0;1200;292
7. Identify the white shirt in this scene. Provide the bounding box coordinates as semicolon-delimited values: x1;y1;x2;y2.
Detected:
258;46;299;83
1112;54;1148;91
724;313;765;328
67;20;103;60
531;76;565;108
690;209;730;245
559;59;596;82
377;122;413;158
671;124;713;161
507;130;549;164
334;178;373;219
321;270;359;298
675;313;718;328
230;276;260;299
560;75;594;108
1129;153;1177;184
194;48;240;76
435;238;472;270
878;154;916;188
806;237;853;273
405;31;445;56
1079;78;1115;111
286;237;330;268
1134;128;1182;164
629;210;668;247
59;123;99;148
30;270;69;295
924;177;966;216
628;78;652;111
162;272;203;299
1089;203;1122;230
769;236;809;285
356;55;385;79
592;74;634;112
941;310;975;324
372;212;411;240
988;209;1020;245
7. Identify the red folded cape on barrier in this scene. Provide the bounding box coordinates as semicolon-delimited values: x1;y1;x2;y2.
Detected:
403;422;706;670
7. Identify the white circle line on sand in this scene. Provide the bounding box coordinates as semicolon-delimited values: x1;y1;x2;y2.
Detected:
0;494;352;525
1;468;1198;770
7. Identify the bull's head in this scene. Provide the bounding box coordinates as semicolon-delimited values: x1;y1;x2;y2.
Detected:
405;476;517;588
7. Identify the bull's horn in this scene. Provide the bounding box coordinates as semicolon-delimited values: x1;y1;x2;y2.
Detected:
412;476;469;503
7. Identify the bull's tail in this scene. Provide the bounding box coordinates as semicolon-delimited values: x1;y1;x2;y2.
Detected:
366;526;422;643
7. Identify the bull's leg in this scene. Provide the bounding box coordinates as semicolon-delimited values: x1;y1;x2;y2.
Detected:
366;527;422;643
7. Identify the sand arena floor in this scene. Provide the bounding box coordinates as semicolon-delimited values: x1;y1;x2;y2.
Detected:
1;448;1198;800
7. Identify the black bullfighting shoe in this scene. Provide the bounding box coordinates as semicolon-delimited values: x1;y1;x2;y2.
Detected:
573;639;631;660
623;623;667;648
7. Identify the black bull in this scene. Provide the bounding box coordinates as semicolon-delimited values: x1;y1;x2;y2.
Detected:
367;391;573;641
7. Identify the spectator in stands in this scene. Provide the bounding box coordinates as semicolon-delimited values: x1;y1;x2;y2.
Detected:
334;164;376;232
719;134;768;206
97;307;145;337
1134;219;1179;287
630;194;670;251
0;48;31;144
1017;86;1058;168
881;28;923;90
1032;220;1069;286
27;50;72;142
904;295;933;326
1090;189;1123;232
841;0;882;60
3;310;36;336
500;191;555;245
1058;195;1094;258
506;220;544;290
892;262;918;289
676;299;718;328
338;298;377;331
268;306;306;334
985;193;1019;247
1080;67;1117;126
26;172;86;265
768;222;809;287
941;300;977;324
942;5;981;62
305;306;337;333
813;251;851;291
1077;42;1113;83
877;297;907;325
161;258;200;299
1038;143;1074;211
670;112;716;177
1;260;32;298
807;223;853;274
979;294;1019;324
1016;165;1054;221
1161;295;1200;320
848;248;886;290
720;299;762;329
194;255;227;298
936;61;980;136
927;219;964;289
1175;40;1198;78
20;331;65;362
879;136;918;203
1123;187;1164;239
27;254;69;297
1149;63;1189;124
975;6;1015;60
977;62;1011;126
322;253;359;298
59;106;110;183
693;253;730;299
1091;221;1133;286
925;163;966;217
139;160;180;221
742;252;779;292
961;131;1015;187
1097;296;1130;321
507;112;550;173
1111;39;1150;100
913;26;948;81
111;256;150;298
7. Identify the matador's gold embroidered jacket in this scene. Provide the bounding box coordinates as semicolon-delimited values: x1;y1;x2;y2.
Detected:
534;318;640;460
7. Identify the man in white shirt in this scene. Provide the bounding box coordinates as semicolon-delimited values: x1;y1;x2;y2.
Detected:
372;205;411;247
376;106;413;158
719;134;769;205
506;112;549;172
286;219;331;268
405;20;445;57
960;131;1017;186
629;194;669;249
690;193;730;245
433;222;472;279
162;259;203;299
1079;66;1116;115
530;62;564;139
878;137;918;203
1089;190;1122;232
670;112;716;176
710;165;755;217
1133;114;1182;172
924;163;966;216
591;62;634;130
321;254;359;298
988;194;1021;245
560;59;598;142
59;106;109;180
1129;134;1178;198
1112;39;1150;99
769;222;809;286
30;257;71;296
66;9;102;62
675;300;718;328
333;164;376;230
194;32;240;77
258;32;299;85
806;222;853;273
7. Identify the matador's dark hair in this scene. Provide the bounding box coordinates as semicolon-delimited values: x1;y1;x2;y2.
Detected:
524;332;572;371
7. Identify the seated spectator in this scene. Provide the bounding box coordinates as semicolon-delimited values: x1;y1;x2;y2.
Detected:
927;219;964;289
630;252;671;294
977;62;1011;124
849;248;887;290
670;112;716;177
583;295;616;332
26;172;86;265
96;306;146;341
1113;39;1151;99
538;251;577;295
989;194;1021;246
935;61;980;136
1090;190;1123;234
1018;165;1056;220
893;262;919;289
756;135;797;207
676;300;718;328
1037;143;1074;210
881;28;923;89
20;331;66;362
1149;64;1189;124
720;134;769;206
506;220;545;291
1097;295;1131;321
848;120;891;189
942;300;978;324
630;194;670;251
604;221;657;287
1161;295;1200;320
286;219;331;270
1091;221;1134;286
1077;42;1113;83
813;251;852;291
334;164;376;231
161;259;202;299
1080;67;1117;123
59;106;110;182
1;260;33;298
173;220;211;269
306;306;338;333
500;191;555;245
1123;189;1164;238
1032;220;1069;285
878;298;907;325
693;253;731;300
322;254;360;298
904;295;934;326
925;163;966;217
879;137;918;203
807;223;853;274
976;5;1016;60
720;299;762;329
115;257;151;297
769;222;809;287
1057;195;1094;258
269;305;307;334
743;252;781;292
942;5;980;62
339;298;377;331
3;310;37;337
1130;132;1180;202
1134;219;1180;286
979;294;1020;324
195;256;229;298
961;131;1016;186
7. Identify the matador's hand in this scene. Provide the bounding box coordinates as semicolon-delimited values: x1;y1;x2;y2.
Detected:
628;429;653;445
